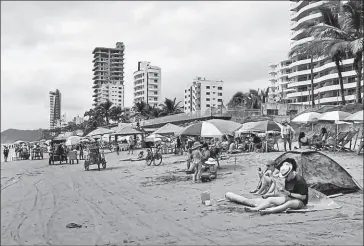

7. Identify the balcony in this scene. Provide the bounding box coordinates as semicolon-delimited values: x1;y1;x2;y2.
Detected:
291;1;325;22
286;90;311;99
291;12;322;31
288;68;311;78
313;58;354;74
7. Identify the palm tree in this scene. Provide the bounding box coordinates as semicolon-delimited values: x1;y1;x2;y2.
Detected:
149;105;163;118
294;1;363;104
159;97;182;116
110;106;124;123
132;101;149;116
97;100;114;125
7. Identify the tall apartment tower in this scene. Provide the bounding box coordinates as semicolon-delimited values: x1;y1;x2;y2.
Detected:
268;59;292;103
133;61;162;107
49;89;61;130
287;0;361;105
92;42;125;108
184;77;224;113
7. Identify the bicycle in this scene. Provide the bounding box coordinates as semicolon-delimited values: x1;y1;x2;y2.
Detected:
145;146;163;166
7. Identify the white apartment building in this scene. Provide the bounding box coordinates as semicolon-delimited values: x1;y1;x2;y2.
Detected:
184;77;224;113
92;42;125;108
286;0;363;105
49;89;61;130
268;59;293;103
73;115;84;125
133;61;162;107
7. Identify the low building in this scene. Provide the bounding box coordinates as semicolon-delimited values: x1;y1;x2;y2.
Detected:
184;77;224;114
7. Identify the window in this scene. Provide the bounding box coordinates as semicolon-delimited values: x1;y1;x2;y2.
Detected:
213;92;216;94
206;98;210;101
213;86;215;88
118;87;122;89
218;87;222;90
154;79;158;82
218;99;222;102
206;104;210;107
206;92;210;95
206;86;210;89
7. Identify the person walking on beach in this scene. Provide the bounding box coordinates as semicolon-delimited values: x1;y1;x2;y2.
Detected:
188;142;203;182
128;137;134;155
3;145;9;162
281;121;295;151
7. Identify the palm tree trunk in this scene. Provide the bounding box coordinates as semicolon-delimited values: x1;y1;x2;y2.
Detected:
355;52;362;103
335;60;346;105
310;56;315;107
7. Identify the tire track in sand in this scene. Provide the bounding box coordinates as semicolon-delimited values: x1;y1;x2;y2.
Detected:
9;179;44;245
71;175;103;245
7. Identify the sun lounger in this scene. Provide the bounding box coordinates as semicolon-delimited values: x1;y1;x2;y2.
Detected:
322;131;349;151
337;130;359;151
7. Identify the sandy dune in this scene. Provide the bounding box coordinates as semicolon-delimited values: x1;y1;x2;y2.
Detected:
1;150;363;245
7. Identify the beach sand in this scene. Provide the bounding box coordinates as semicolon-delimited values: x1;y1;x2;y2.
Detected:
1;150;363;245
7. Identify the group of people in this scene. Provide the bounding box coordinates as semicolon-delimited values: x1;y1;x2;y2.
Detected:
226;158;309;215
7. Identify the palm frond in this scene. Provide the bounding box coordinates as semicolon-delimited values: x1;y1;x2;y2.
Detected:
349;37;363;53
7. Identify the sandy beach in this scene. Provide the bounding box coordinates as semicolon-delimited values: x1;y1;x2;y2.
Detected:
1;149;363;245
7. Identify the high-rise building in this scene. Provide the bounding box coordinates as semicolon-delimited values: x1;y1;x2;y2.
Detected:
285;0;362;105
184;77;224;113
268;59;293;103
133;61;162;107
49;89;61;130
92;42;125;108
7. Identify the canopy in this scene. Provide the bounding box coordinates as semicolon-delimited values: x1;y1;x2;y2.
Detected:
319;111;351;122
65;136;82;146
180;121;225;137
237;120;282;133
145;134;164;142
111;126;142;136
292;112;322;124
86;127;113;137
344;110;363;122
153;123;183;135
205;119;242;135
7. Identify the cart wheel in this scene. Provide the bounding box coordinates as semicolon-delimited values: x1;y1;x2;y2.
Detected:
153;154;162;166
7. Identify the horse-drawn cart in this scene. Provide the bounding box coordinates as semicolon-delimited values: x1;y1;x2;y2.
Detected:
84;148;106;171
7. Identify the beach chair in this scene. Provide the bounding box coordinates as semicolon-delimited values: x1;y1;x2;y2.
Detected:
337;130;359;151
324;131;349;151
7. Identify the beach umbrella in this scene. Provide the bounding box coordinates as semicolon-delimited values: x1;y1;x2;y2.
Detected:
237;120;282;133
65;136;82;146
145;134;164;142
292;112;322;124
206;119;242;135
179;121;225;137
153;123;183;136
319;111;351;122
13;140;26;145
86;127;113;137
344;110;363;122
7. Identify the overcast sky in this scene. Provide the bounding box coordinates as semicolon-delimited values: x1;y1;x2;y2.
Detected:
1;1;291;131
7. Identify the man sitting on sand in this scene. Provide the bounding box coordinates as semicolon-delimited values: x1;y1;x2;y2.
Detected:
226;162;308;215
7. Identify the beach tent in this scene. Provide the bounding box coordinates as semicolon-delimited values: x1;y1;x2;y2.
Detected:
274;150;362;196
145;134;165;142
179;121;225;137
111;126;142;136
153;123;183;136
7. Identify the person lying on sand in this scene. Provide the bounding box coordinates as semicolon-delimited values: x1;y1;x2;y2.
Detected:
250;160;279;195
226;162;308;215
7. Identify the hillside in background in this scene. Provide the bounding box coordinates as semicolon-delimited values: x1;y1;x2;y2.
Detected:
1;129;44;144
